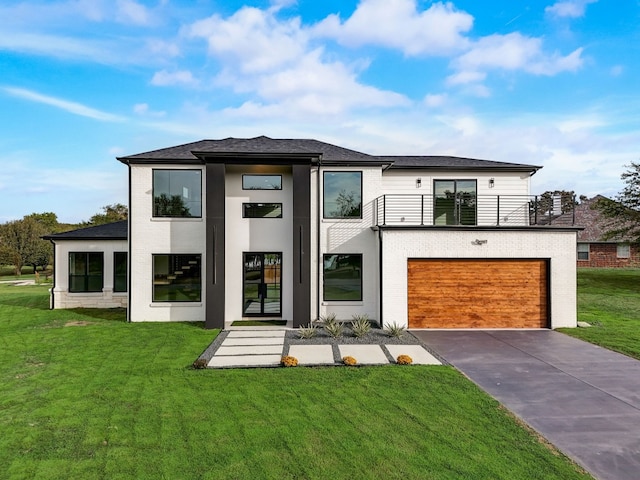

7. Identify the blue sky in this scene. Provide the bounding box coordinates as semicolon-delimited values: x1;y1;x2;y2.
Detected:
1;0;639;223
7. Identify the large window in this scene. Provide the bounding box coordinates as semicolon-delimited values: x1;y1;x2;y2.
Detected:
323;254;362;301
577;243;590;261
153;254;201;302
153;169;202;217
69;252;103;293
243;203;283;218
434;180;477;225
243;174;282;190
323;171;362;219
114;252;127;292
617;244;630;259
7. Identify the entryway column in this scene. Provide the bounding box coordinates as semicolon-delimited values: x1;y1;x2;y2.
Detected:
292;164;311;327
205;163;225;329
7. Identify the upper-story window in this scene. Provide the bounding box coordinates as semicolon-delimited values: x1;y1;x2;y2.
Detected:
434;179;476;225
323;171;362;219
153;169;202;218
243;174;282;190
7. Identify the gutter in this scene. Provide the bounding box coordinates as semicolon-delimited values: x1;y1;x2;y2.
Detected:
48;239;56;310
316;156;322;323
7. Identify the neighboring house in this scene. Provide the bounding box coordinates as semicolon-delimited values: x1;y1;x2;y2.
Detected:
48;136;580;329
574;195;640;268
43;221;128;309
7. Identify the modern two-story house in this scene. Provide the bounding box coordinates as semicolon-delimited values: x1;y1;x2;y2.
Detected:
46;136;579;330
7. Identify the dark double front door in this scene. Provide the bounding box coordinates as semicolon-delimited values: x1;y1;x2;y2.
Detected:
243;252;282;316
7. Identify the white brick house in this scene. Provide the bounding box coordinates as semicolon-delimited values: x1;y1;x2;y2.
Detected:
47;136;579;329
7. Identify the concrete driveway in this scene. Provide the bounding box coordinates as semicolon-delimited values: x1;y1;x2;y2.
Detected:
412;330;640;480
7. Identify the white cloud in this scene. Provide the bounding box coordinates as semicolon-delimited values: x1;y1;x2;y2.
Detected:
133;103;166;117
151;70;197;87
545;0;598;19
313;0;473;56
2;86;126;122
610;65;624;77
116;0;152;25
424;93;448;108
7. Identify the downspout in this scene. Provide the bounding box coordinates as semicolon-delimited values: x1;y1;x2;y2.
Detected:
126;162;132;323
316;156;322;323
48;239;56;310
378;228;383;329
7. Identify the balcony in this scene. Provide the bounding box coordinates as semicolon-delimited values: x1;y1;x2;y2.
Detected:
374;194;575;227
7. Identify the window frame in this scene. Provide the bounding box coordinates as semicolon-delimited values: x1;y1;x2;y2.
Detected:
322;253;363;301
152;169;202;218
242;174;282;190
433;179;477;226
617;243;631;259
152;254;202;303
69;252;104;293
113;252;127;293
577;243;590;261
323;171;363;219
242;203;283;218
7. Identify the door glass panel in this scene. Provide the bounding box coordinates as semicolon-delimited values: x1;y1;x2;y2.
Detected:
434;180;477;225
243;253;282;316
457;180;477;225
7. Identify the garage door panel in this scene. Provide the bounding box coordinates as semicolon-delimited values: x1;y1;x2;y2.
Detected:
408;259;548;329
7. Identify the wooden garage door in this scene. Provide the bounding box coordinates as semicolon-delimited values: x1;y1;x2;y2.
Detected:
408;259;548;328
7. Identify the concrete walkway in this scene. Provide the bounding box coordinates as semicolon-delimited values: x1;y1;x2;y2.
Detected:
412;330;640;480
206;329;441;368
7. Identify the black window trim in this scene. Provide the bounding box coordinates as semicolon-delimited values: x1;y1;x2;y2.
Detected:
323;170;363;220
242;203;283;218
242;174;283;190
113;251;128;293
69;251;104;293
322;253;363;302
152;168;203;218
152;253;202;303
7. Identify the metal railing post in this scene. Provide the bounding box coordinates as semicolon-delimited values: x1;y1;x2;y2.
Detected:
382;195;386;226
421;194;425;225
496;195;500;226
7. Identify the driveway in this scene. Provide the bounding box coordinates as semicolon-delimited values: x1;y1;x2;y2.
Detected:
412;330;640;480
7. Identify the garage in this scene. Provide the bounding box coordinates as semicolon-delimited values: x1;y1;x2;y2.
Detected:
407;259;549;328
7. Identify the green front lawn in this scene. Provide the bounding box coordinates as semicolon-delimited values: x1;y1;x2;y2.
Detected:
558;268;640;360
0;284;589;479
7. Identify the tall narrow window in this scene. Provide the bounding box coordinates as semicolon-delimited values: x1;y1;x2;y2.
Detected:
323;171;362;219
114;252;127;292
153;169;202;217
323;254;362;301
434;180;477;225
153;254;201;302
577;243;590;261
69;252;104;293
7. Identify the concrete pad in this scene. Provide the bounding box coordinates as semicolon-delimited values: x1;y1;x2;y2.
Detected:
288;345;335;365
222;337;286;346
338;345;389;365
226;330;286;338
215;345;283;356
208;354;282;368
386;345;441;365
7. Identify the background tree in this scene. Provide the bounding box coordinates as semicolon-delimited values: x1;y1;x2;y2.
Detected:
85;203;128;226
595;161;640;244
0;217;51;275
531;190;577;217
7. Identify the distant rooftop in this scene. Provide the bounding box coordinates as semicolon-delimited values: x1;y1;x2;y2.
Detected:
42;221;127;241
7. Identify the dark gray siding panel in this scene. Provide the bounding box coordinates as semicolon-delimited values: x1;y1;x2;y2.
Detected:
206;163;225;329
292;164;311;327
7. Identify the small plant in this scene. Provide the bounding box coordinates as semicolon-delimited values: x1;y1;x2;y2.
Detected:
396;354;413;365
342;356;357;366
317;312;337;327
325;321;344;338
192;358;208;369
297;323;317;339
281;356;299;367
351;314;371;338
384;321;406;338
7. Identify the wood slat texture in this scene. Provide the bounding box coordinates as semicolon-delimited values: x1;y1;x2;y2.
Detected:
408;259;548;328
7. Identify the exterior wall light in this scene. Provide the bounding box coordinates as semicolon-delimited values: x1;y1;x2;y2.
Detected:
416;178;422;188
489;178;495;188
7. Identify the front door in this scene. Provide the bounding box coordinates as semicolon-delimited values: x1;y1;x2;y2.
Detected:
243;252;282;316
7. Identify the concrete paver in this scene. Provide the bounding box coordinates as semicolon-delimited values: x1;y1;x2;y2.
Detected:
216;344;284;356
223;337;287;346
338;345;389;364
288;345;334;365
226;330;286;338
385;344;441;365
208;354;282;368
413;329;640;480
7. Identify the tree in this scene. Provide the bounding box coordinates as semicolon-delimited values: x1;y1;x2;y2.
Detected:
595;162;640;244
86;203;128;225
332;190;361;218
0;217;51;275
532;190;576;216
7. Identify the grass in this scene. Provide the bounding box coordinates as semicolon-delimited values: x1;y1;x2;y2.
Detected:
558;268;640;360
0;284;591;479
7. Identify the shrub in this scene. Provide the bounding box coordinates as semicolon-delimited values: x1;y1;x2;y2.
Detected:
384;321;405;338
325;321;344;338
317;312;337;327
192;358;208;369
342;356;357;366
297;323;317;339
396;354;413;365
351;314;371;338
281;356;299;367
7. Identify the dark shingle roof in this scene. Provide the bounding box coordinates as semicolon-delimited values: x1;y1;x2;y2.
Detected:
42;221;127;241
572;196;633;243
117;136;540;172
